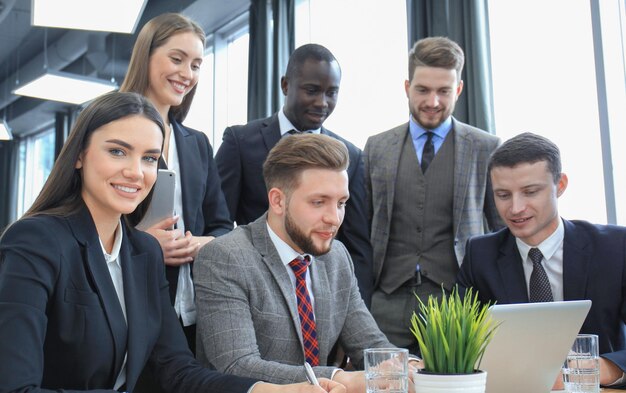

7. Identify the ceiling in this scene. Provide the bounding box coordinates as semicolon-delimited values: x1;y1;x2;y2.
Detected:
0;0;249;137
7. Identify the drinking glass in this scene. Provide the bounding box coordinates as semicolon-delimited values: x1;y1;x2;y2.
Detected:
562;334;600;393
364;348;409;393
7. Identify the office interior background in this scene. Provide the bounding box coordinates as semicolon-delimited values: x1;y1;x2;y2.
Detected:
0;0;625;232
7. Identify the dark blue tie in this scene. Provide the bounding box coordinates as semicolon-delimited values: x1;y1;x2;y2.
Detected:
421;132;435;173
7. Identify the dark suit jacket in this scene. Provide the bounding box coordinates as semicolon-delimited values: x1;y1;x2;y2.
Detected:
0;206;255;393
214;113;373;305
457;219;626;381
165;117;233;302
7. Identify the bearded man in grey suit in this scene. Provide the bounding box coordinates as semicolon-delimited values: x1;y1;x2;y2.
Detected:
364;36;503;354
195;134;401;393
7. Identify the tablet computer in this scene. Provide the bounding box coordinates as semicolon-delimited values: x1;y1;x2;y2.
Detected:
136;169;176;231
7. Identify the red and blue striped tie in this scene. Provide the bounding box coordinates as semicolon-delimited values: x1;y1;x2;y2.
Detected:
289;256;319;366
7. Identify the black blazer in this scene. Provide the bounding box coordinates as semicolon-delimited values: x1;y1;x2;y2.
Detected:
457;219;626;382
215;113;374;305
0;206;255;393
165;117;233;302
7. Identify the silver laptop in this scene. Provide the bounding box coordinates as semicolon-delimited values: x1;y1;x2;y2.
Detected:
480;300;592;393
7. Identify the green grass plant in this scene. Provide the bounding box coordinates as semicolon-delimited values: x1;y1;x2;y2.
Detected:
410;286;500;374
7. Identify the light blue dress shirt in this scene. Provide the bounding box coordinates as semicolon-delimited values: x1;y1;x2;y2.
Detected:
408;115;453;165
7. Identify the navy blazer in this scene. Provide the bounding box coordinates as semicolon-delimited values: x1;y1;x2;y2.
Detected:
214;114;374;305
457;219;626;381
0;206;255;393
165;117;233;302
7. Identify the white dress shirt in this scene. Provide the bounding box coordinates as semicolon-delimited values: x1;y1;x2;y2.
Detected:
164;123;196;327
516;218;565;301
278;108;321;136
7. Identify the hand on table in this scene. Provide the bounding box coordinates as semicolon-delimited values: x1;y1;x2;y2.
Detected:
252;378;346;393
332;370;366;393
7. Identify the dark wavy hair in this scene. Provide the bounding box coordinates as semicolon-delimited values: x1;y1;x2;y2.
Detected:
23;91;165;222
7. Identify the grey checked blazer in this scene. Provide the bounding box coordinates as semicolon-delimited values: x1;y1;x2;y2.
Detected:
364;118;503;284
194;214;391;383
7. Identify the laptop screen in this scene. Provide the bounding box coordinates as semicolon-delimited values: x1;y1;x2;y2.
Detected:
480;300;591;393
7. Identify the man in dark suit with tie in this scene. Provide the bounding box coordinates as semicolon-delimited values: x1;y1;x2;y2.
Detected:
215;44;373;305
364;36;502;354
457;132;626;388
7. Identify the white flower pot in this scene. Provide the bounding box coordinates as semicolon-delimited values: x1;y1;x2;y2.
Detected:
413;370;487;393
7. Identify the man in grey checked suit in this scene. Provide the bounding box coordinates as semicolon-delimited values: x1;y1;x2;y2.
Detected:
195;134;395;393
364;37;503;354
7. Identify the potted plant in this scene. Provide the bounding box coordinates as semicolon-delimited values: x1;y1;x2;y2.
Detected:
409;286;500;393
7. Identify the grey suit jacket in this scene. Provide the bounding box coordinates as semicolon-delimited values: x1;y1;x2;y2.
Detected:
364;118;503;284
194;214;391;383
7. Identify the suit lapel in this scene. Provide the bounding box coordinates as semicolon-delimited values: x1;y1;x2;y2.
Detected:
562;220;591;300
250;216;303;344
171;119;195;230
68;208;127;381
452;120;472;234
496;232;530;303
260;115;282;154
382;125;406;224
120;226;149;385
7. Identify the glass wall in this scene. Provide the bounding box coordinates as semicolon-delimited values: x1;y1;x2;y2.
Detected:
16;129;55;217
489;0;626;223
294;0;408;149
186;16;249;151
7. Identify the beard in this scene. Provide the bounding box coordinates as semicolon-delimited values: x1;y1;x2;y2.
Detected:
284;208;333;257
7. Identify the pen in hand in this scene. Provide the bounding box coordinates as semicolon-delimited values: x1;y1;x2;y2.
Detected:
304;362;320;387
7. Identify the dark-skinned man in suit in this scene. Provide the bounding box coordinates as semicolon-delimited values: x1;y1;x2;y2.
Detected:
215;44;373;306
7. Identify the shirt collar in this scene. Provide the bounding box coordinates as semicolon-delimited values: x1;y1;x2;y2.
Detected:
100;220;123;264
266;222;314;268
279;107;322;136
516;218;565;262
408;115;453;141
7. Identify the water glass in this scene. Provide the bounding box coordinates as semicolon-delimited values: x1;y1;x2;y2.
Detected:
364;347;409;393
562;334;600;393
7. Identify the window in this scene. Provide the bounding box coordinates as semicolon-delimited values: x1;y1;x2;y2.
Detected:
16;129;55;216
599;0;626;225
295;0;408;149
489;0;626;224
185;51;215;141
186;14;249;152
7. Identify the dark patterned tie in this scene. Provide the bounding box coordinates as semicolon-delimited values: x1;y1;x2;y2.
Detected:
288;256;319;366
421;131;435;173
287;129;312;135
528;248;554;302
